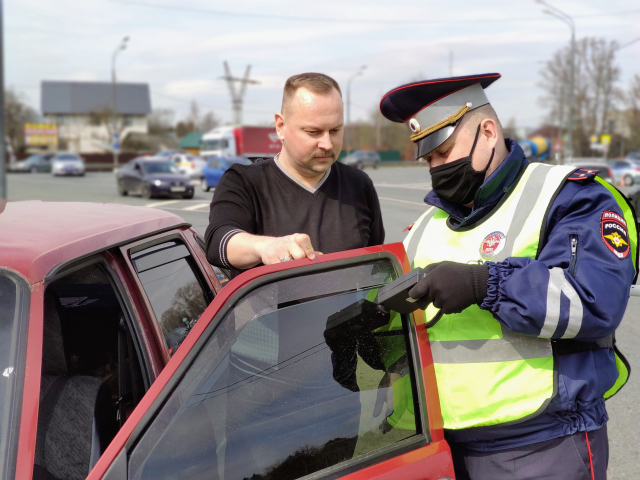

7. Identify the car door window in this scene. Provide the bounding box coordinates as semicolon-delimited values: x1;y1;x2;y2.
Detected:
130;240;213;353
127;259;423;480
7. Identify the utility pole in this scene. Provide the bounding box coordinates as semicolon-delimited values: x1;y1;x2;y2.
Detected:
346;65;366;155
449;51;453;77
111;36;129;171
536;0;575;162
220;62;259;125
0;0;5;200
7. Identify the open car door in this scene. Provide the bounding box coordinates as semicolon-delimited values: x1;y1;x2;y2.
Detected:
86;243;455;480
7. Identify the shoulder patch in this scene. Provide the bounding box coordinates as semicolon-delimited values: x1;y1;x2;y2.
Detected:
601;211;630;259
567;168;597;182
403;222;415;232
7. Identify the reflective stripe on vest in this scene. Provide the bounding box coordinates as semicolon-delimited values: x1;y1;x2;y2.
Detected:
406;163;576;429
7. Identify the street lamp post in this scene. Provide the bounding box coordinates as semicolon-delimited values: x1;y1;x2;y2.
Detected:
536;0;575;162
111;36;129;170
346;65;366;155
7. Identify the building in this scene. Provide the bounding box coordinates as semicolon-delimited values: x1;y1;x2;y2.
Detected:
178;131;203;154
41;81;151;153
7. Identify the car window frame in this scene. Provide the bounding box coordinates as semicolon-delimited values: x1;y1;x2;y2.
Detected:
89;246;441;480
118;230;219;363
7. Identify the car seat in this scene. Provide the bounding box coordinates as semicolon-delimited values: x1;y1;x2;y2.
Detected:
33;293;117;480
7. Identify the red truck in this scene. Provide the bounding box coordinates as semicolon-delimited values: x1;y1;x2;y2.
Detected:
200;125;282;159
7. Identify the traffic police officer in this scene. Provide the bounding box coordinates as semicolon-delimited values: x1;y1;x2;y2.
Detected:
380;73;637;480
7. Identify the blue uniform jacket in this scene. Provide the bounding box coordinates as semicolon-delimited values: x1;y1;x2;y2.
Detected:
423;139;635;452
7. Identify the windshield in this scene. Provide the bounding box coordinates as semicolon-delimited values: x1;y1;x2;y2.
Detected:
201;139;228;151
143;162;180;174
0;271;29;478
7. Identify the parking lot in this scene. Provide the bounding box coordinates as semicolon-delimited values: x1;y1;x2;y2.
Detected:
6;166;640;478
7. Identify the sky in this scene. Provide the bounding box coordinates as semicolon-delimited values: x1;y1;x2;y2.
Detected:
5;0;640;131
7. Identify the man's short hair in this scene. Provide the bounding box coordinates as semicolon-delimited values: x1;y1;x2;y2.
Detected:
464;104;503;136
281;73;342;114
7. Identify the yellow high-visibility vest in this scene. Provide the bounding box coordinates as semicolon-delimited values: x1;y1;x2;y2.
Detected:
403;163;636;430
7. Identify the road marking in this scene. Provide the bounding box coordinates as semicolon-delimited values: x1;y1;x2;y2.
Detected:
378;196;427;207
145;200;183;208
182;203;210;211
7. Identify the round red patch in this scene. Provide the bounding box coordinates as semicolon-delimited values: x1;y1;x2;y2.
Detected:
480;231;506;260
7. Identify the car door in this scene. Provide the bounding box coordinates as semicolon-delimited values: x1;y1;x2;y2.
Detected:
86;243;455;480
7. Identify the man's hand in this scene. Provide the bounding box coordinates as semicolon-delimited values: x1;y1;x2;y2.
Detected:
226;232;322;269
408;261;490;314
256;233;322;265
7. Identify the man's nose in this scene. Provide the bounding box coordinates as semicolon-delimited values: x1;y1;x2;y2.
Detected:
318;131;333;151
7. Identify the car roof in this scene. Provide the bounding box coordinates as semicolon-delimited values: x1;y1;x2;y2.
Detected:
0;201;187;284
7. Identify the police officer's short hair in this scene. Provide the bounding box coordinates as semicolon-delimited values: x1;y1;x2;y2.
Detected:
464;104;504;135
282;73;342;114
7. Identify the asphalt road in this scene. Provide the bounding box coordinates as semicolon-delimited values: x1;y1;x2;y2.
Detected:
6;167;639;478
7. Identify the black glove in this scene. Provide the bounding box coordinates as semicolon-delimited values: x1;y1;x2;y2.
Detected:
408;261;490;314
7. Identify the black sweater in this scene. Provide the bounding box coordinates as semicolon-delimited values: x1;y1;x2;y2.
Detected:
205;158;385;278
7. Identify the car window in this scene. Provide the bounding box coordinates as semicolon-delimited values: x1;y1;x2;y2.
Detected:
202;139;220;151
0;271;29;479
130;240;213;353
56;154;81;161
142;162;180;175
127;259;422;480
615;161;628;167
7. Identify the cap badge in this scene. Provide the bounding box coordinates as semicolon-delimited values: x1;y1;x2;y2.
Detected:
408;118;421;133
480;231;506;259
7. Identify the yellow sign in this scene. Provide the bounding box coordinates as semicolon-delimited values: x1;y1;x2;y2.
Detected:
24;123;58;146
601;134;611;145
590;135;598;143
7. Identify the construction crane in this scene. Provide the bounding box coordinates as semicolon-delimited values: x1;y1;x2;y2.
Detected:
219;61;259;125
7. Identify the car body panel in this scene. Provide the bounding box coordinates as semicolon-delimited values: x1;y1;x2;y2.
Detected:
86;242;454;480
0;201;186;285
201;156;251;189
607;158;640;185
342;150;381;169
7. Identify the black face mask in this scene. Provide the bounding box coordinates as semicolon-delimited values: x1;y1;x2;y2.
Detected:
429;124;495;205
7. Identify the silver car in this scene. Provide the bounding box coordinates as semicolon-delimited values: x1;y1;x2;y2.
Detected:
171;153;207;180
51;152;86;176
341;150;381;170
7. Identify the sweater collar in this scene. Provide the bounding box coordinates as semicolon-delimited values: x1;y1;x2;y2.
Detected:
424;138;528;227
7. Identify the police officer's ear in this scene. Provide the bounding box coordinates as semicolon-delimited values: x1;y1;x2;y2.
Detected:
479;118;500;152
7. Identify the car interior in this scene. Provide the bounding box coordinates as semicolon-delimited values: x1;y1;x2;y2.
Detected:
34;262;147;480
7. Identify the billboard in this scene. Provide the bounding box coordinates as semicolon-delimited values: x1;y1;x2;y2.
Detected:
24;123;58;146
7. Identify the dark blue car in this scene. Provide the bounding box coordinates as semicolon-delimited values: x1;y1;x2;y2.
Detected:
201;156;252;192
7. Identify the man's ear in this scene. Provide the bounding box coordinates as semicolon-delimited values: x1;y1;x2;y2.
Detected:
275;112;285;142
481;118;499;150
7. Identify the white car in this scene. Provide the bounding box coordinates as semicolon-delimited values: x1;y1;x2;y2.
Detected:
51;153;85;176
171;153;207;179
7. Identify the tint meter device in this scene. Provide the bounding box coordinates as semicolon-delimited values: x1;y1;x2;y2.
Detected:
375;268;427;314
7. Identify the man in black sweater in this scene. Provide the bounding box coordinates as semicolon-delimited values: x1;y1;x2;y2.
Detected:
205;72;385;278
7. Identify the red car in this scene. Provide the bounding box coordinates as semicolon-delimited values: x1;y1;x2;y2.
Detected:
0;200;455;480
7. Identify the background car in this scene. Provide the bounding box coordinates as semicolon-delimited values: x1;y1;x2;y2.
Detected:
201;156;252;192
170;152;207;179
9;153;54;173
51;152;85;176
116;156;194;199
567;159;614;184
606;158;640;186
341;150;381;170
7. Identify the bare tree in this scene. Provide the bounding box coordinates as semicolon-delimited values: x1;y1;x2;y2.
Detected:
5;89;38;154
539;37;621;156
624;74;640;153
176;101;220;137
148;108;175;135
